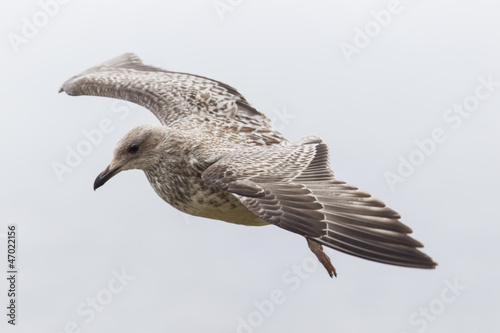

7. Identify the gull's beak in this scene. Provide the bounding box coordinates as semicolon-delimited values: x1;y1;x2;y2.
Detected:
94;165;122;190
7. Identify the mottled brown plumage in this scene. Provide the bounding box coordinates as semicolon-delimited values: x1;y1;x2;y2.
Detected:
60;53;436;277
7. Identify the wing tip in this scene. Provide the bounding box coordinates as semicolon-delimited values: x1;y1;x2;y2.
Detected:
315;236;438;270
59;53;150;95
405;251;438;269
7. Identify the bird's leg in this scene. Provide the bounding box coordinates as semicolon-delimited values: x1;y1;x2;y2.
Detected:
306;238;337;278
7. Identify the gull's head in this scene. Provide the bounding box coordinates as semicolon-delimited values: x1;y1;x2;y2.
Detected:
94;124;165;190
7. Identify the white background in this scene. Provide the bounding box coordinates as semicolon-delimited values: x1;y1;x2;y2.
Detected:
1;0;499;332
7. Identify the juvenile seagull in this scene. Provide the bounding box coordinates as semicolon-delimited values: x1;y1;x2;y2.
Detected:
60;53;436;277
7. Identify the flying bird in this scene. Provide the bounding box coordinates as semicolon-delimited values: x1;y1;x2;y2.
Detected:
60;53;436;277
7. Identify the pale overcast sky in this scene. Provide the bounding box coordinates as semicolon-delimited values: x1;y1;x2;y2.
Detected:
1;0;499;332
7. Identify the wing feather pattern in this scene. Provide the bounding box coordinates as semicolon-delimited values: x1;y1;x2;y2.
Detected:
60;53;284;145
202;136;436;269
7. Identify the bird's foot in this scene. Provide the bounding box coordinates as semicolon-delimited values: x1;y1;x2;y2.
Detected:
306;238;337;278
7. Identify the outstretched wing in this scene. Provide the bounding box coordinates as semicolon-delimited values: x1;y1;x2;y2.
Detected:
60;53;284;145
202;136;436;269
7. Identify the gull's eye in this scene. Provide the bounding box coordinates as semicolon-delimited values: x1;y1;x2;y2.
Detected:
128;144;140;154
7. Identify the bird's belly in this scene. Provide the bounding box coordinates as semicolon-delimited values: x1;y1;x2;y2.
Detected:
147;172;269;226
184;190;269;226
